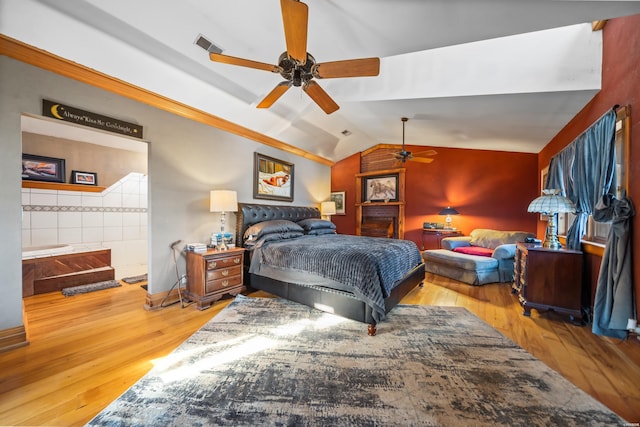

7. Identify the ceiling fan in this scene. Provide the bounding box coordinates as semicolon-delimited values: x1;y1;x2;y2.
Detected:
207;0;380;114
390;117;437;164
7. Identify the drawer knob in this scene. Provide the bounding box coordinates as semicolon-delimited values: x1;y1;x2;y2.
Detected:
210;261;217;268
222;280;229;287
222;269;229;277
233;257;240;264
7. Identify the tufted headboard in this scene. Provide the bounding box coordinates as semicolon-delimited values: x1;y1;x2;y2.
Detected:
236;203;321;248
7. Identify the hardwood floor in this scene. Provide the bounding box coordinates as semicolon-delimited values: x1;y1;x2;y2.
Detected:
1;274;639;426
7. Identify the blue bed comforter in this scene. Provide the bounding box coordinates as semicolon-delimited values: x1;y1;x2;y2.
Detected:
249;234;422;321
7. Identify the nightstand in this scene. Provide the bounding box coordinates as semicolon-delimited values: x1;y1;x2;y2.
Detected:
185;247;245;310
421;228;463;250
512;242;583;324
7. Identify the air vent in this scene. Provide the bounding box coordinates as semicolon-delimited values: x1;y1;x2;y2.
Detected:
195;34;223;54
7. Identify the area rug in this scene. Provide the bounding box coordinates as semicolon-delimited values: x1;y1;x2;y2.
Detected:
61;280;121;296
87;295;624;426
121;273;147;284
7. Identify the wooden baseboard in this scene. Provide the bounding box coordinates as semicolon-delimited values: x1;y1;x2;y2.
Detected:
0;325;29;352
144;287;187;310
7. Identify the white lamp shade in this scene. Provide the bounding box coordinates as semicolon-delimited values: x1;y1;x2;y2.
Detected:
210;190;238;212
527;189;575;214
321;201;336;216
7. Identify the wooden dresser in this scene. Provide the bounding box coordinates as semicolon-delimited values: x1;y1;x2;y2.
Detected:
421;229;463;250
512;242;583;324
185;247;245;310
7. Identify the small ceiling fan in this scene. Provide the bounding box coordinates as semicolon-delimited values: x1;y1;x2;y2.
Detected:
207;0;380;114
391;117;437;164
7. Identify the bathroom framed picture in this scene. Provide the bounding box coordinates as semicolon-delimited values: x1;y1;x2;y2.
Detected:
21;153;66;183
70;170;98;186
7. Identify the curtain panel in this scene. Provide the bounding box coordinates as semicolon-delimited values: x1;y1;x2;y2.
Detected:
545;109;635;338
592;194;635;338
546;110;617;250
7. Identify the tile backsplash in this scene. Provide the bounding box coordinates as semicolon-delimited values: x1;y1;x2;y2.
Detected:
22;173;148;279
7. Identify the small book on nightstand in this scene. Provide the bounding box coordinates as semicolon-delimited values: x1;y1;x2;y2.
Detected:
186;243;207;253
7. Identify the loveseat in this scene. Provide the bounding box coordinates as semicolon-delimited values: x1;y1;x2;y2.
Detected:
422;229;535;285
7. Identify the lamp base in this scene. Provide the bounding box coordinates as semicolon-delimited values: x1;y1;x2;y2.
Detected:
543;213;562;250
444;215;452;229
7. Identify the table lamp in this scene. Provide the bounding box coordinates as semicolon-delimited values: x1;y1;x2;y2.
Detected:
527;189;575;249
210;190;238;250
321;201;336;220
439;206;459;229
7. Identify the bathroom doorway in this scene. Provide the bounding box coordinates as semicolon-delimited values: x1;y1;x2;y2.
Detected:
20;114;149;295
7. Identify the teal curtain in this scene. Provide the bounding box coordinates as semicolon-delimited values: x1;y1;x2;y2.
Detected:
591;194;635;338
546;110;617;250
545;109;636;338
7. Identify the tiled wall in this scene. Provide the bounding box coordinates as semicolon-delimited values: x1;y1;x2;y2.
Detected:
22;173;148;279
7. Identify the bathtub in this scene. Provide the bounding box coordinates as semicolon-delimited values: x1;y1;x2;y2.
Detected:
22;244;74;259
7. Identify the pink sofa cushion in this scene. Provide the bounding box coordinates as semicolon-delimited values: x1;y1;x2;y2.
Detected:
453;246;494;257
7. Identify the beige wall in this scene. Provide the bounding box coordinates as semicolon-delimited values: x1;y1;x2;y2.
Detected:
0;55;331;333
22;132;147;188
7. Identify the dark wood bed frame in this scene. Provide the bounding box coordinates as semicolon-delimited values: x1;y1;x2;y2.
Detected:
236;203;425;335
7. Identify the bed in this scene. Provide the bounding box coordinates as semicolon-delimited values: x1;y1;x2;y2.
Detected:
236;203;425;335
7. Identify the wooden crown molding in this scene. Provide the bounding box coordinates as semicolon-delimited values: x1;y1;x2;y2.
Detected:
0;34;333;167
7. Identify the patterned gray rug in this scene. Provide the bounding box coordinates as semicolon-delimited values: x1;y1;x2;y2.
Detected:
121;273;147;284
61;280;121;296
87;295;624;426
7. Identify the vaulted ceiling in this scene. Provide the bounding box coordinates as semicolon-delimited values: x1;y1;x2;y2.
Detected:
2;0;640;163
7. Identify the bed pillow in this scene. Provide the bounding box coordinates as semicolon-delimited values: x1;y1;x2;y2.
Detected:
452;246;494;257
243;219;304;242
306;228;337;236
244;230;304;248
297;218;336;232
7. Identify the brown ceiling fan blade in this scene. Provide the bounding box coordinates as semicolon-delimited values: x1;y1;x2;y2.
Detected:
413;149;438;157
313;57;380;79
209;52;280;73
257;82;292;109
303;80;339;114
409;156;434;164
281;0;308;65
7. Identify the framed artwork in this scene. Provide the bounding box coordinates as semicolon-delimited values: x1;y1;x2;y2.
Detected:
21;153;65;183
330;191;346;215
363;173;399;202
254;152;294;202
70;170;98;186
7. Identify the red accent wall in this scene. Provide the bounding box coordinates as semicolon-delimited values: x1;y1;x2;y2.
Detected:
331;147;538;246
331;152;360;234
539;14;640;318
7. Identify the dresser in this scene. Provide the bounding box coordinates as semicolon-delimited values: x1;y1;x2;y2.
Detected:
512;242;583;324
185;247;245;310
421;228;463;250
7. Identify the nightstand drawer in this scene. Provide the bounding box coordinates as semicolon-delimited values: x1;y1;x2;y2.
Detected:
206;255;242;270
206;274;242;293
206;265;241;281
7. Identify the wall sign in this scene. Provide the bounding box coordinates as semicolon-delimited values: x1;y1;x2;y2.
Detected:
42;99;143;139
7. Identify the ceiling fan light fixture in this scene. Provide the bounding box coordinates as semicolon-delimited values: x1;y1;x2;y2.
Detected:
205;0;379;114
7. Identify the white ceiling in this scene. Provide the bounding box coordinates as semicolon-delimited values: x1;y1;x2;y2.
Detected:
2;0;640;162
